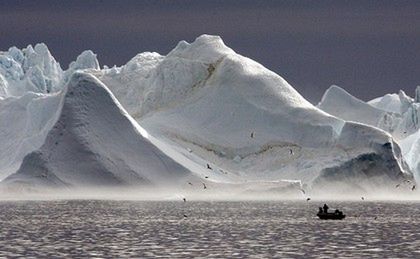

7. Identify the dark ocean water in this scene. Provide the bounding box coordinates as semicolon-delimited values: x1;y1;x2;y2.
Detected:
0;200;419;258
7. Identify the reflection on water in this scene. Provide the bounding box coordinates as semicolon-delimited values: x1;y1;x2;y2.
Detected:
0;200;420;258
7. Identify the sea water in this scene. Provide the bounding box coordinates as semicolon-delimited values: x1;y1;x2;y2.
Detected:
0;200;419;258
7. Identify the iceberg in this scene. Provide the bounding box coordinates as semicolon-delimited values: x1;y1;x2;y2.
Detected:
0;35;412;195
96;35;410;191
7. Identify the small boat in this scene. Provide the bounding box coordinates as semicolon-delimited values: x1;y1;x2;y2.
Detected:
317;211;346;220
316;212;346;220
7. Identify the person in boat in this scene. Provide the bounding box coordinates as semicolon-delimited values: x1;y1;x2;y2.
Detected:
323;204;329;213
319;207;323;214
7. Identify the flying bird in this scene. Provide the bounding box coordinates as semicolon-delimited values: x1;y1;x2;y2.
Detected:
207;164;212;170
183;214;188;218
203;183;207;189
188;182;193;186
250;132;254;138
361;197;365;200
183;198;186;202
396;184;400;188
412;185;416;191
306;198;311;201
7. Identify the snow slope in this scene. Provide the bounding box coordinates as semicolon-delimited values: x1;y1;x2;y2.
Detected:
94;35;410;192
4;72;192;188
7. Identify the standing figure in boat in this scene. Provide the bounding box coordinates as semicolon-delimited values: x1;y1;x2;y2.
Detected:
323;203;329;213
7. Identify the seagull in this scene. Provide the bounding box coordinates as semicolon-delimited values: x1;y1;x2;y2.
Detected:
183;198;186;202
207;164;212;170
374;216;377;220
203;183;207;189
289;149;293;155
183;214;188;218
250;132;254;138
412;185;416;191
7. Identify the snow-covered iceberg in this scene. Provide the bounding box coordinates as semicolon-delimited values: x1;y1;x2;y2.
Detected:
95;35;410;192
0;35;413;195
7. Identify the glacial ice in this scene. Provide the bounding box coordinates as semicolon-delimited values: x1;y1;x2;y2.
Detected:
0;35;414;196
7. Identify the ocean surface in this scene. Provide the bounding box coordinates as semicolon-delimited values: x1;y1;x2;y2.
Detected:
0;200;419;258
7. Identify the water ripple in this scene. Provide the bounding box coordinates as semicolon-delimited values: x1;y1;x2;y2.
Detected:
0;200;419;258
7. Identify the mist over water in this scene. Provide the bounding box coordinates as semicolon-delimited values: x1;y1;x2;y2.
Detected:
1;182;418;202
0;200;420;258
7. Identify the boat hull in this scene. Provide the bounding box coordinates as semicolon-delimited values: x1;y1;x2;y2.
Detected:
317;213;346;220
